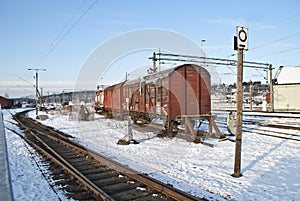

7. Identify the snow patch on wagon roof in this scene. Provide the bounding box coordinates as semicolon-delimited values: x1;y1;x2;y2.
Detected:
143;63;206;81
124;63;215;85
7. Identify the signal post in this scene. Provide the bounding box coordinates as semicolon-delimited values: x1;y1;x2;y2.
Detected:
233;26;248;177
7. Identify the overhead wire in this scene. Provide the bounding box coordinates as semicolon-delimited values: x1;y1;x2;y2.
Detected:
248;11;300;61
255;45;300;60
249;31;300;51
51;0;88;48
35;0;98;68
249;10;300;52
35;0;88;68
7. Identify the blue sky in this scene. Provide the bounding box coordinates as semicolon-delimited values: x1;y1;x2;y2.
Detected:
1;0;300;97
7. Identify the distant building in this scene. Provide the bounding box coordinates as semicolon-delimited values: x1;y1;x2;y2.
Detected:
273;66;300;112
0;96;14;109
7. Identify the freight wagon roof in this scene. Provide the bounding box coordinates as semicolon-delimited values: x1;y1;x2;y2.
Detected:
123;78;142;86
112;63;209;87
276;66;300;84
143;67;175;83
104;82;125;91
122;69;173;86
124;63;198;85
143;63;206;84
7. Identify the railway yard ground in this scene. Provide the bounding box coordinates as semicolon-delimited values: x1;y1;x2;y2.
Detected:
2;108;300;200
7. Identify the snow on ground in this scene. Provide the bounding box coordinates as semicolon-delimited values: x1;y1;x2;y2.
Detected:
3;108;300;200
3;109;69;201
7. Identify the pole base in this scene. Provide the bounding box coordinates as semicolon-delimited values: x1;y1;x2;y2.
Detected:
36;114;49;121
117;139;139;145
231;173;243;178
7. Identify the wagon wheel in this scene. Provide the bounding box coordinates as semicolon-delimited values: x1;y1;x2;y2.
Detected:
169;120;179;135
159;118;178;137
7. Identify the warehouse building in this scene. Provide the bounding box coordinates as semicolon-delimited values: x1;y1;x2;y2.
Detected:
273;66;300;112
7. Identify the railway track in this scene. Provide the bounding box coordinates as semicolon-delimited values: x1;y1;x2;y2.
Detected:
213;113;300;142
243;116;300;141
244;128;300;141
132;113;300;142
13;111;203;201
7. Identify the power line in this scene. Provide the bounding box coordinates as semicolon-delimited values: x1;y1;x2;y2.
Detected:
249;10;300;51
35;0;88;68
52;0;88;47
255;45;300;60
247;31;300;61
250;31;300;51
35;0;98;68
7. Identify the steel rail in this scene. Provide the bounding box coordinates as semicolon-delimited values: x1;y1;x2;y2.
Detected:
246;127;300;138
15;111;203;201
34;122;203;201
244;129;300;141
205;117;300;142
14;113;114;201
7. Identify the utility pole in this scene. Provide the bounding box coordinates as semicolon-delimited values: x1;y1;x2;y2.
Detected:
201;39;206;68
40;87;43;106
125;72;129;81
233;26;248;177
152;52;157;73
249;80;253;111
234;48;244;177
148;52;158;74
28;68;46;118
269;64;274;112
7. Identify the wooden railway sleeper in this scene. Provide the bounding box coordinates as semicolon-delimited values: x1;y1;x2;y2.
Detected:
15;112;204;201
14;116;115;201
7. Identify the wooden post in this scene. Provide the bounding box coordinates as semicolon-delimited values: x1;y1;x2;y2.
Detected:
184;116;195;139
208;116;212;136
269;65;274;112
233;48;243;177
152;52;157;73
35;71;38;117
27;68;46;118
249;80;252;111
209;116;222;137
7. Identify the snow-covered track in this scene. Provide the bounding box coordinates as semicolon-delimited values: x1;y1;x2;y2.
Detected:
243;115;300;141
244;127;300;141
13;111;203;201
212;111;300;142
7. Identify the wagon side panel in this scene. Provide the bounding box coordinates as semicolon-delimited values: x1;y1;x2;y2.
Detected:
199;68;211;114
185;65;200;115
169;67;185;120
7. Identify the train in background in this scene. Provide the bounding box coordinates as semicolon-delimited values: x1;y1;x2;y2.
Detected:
0;96;14;109
94;86;104;112
94;63;211;135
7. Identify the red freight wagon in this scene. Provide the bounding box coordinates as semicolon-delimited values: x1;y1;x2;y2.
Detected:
0;96;14;109
103;82;125;117
101;63;212;134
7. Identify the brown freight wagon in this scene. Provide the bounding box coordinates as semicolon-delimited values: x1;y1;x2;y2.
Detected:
103;82;125;117
102;63;220;136
124;63;211;129
0;96;14;109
